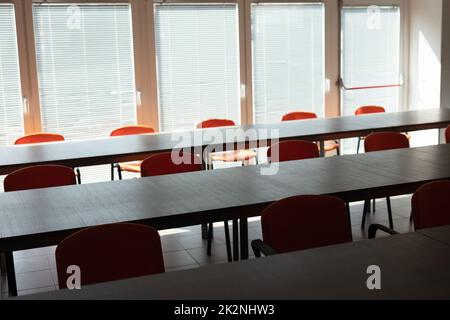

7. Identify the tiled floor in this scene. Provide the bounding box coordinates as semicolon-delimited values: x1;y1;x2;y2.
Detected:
0;194;414;297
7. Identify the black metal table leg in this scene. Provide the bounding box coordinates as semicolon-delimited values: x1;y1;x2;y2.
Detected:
232;219;239;261
5;252;17;297
201;224;209;240
240;218;249;260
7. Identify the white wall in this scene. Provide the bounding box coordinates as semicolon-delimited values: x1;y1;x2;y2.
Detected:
441;0;450;110
408;0;442;110
408;0;442;146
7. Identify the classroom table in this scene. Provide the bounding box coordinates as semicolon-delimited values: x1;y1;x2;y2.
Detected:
1;108;449;175
14;227;450;300
1;143;450;296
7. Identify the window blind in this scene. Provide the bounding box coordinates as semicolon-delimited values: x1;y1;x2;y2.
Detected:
33;4;136;140
251;3;325;124
341;6;401;116
154;4;241;132
0;4;24;146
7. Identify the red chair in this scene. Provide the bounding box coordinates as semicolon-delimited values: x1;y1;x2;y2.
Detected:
4;165;77;192
140;152;202;178
282;112;340;155
141;152;232;263
110;126;155;180
446;125;450;144
369;181;450;238
411;181;450;230
355;106;386;153
197;119;258;168
251;195;352;256
267;140;319;163
56;223;164;289
14;133;81;184
361;132;410;230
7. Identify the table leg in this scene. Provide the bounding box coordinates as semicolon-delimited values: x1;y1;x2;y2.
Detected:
201;224;209;240
232;219;239;261
240;218;249;260
5;252;17;297
319;141;325;157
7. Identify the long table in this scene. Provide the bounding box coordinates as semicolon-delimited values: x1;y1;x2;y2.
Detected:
1;109;449;175
14;227;450;300
1;143;450;296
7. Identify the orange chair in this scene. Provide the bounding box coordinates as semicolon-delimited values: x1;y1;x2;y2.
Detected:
14;133;81;184
251;195;352;256
197;119;258;169
361;132;410;230
267;140;319;163
14;133;65;145
56;223;164;289
282;112;340;155
4;165;77;192
446;125;450;144
354;106;386;154
141;152;232;262
369;181;450;238
110;126;155;180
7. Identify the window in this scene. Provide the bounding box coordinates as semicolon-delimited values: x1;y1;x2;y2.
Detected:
251;3;325;124
154;3;241;132
341;6;402;116
33;3;137;140
0;4;24;145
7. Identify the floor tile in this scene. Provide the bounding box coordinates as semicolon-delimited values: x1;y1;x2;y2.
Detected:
16;270;55;291
163;251;197;269
14;255;50;274
166;264;200;273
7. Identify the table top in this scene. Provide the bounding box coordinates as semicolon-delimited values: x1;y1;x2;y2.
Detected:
1;144;449;252
1;108;449;175
15;228;450;300
419;225;450;246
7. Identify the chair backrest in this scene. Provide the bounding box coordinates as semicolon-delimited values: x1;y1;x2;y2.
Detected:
15;133;65;145
141;152;202;177
267;140;319;163
364;132;410;153
196;119;236;129
4;165;77;192
412;181;450;230
282;112;318;122
110;125;155;137
355;106;386;116
446;125;450;144
56;223;164;289
261;195;352;254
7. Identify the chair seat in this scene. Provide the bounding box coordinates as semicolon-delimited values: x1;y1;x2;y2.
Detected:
118;162;142;173
211;150;258;163
324;141;340;152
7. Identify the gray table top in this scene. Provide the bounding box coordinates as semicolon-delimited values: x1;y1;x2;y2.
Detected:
15;227;450;300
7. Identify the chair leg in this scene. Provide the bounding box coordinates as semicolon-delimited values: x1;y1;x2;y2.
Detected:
0;253;6;274
232;219;239;261
117;166;123;180
361;199;369;229
372;199;376;213
345;202;352;227
224;221;232;262
75;168;82;184
111;164;115;181
386;197;394;229
207;222;214;256
336;146;341;156
410;211;414;222
357;137;361;154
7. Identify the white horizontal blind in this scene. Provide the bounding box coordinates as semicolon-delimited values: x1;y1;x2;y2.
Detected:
252;3;325;124
155;4;241;132
0;4;24;146
342;6;401;116
33;4;137;141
